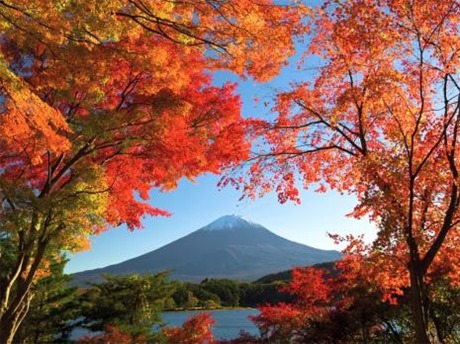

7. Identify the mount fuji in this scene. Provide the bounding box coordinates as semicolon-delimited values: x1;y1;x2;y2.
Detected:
71;215;341;285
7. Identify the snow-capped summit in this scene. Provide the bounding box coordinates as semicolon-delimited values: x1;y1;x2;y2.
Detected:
201;214;260;231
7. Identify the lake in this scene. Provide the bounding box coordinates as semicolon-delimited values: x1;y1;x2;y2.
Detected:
71;309;260;341
161;309;260;340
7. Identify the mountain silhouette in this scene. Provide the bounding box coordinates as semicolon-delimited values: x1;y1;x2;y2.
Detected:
71;215;341;285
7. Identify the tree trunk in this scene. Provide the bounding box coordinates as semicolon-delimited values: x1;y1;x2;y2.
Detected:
0;297;29;344
0;237;47;344
408;258;431;343
0;318;18;344
0;318;14;344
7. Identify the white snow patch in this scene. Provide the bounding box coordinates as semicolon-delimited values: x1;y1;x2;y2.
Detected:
202;214;259;231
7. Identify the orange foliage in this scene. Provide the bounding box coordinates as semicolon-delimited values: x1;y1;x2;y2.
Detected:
0;2;303;342
236;1;460;340
77;326;145;344
241;0;460;266
0;0;304;239
162;312;215;344
253;260;403;342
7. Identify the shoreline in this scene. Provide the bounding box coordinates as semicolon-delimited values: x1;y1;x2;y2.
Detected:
163;306;256;312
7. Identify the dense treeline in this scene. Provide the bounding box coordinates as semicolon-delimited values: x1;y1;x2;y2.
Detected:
253;261;337;284
169;278;291;310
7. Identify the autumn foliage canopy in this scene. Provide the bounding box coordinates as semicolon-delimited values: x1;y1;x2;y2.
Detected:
232;0;460;342
2;0;460;343
0;1;305;342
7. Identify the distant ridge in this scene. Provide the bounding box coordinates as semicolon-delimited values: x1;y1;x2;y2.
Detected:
71;215;342;285
254;261;338;284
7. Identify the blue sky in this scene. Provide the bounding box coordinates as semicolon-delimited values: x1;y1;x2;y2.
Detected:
65;39;377;274
66;174;376;273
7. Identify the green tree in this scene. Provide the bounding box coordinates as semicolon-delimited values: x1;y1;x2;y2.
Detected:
239;282;291;308
163;297;177;311
189;284;221;308
79;272;175;340
200;279;240;308
428;276;460;342
185;291;199;309
171;284;190;309
14;256;79;343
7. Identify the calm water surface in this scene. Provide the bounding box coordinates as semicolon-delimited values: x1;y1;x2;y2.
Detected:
72;309;259;341
161;308;260;340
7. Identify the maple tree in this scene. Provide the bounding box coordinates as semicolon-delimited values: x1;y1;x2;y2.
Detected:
77;325;145;344
162;312;215;344
251;264;402;343
0;1;305;343
250;243;460;342
233;0;460;342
